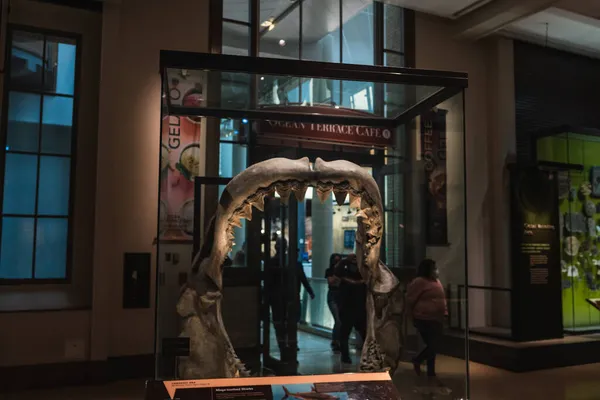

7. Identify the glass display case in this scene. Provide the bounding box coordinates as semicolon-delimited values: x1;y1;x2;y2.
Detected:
535;126;600;333
155;51;469;398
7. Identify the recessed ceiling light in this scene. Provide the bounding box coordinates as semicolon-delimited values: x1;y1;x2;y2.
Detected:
279;39;286;46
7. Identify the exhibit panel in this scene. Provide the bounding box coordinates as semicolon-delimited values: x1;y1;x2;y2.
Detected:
536;128;600;333
154;51;469;397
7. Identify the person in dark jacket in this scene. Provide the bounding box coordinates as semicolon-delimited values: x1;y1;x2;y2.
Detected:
334;253;367;364
325;253;343;352
266;237;315;356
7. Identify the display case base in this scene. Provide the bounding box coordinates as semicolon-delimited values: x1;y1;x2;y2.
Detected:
440;331;600;372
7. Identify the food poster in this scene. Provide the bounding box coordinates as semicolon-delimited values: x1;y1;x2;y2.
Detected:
166;68;205;108
160;115;202;240
537;133;600;329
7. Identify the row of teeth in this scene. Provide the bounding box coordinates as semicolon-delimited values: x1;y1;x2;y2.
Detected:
224;180;382;253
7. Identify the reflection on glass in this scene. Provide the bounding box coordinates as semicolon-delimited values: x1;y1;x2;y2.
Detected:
10;31;44;90
37;156;71;216
0;217;34;279
384;51;404;68
341;2;374;65
384;4;404;53
45;37;77;95
3;153;37;215
224;0;249;22
302;0;340;63
34;218;68;278
259;1;300;59
223;22;250;56
7;92;41;152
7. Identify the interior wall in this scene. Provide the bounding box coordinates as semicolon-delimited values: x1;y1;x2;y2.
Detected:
0;0;101;366
93;0;209;360
415;13;496;329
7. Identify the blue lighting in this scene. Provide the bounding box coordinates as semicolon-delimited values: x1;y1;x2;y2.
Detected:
242;118;249;124
234;130;239;135
5;146;9;151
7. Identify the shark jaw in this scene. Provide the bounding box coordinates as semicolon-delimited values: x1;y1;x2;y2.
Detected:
181;157;399;379
203;157;384;290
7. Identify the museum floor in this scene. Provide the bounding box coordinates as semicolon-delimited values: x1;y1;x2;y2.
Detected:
7;331;600;400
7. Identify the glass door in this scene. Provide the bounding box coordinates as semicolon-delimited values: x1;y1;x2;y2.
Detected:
260;195;300;375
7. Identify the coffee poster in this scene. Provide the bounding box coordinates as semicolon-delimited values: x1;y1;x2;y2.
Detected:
160;115;202;240
420;108;448;245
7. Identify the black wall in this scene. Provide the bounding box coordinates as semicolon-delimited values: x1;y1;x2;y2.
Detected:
514;41;600;161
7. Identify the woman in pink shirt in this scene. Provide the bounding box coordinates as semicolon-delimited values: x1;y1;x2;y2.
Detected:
406;259;447;377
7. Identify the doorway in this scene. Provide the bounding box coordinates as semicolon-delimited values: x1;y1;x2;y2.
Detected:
248;145;384;375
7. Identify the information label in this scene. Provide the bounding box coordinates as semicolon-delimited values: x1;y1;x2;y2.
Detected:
146;373;400;400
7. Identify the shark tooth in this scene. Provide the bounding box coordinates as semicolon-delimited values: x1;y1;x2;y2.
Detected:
356;209;368;220
349;193;361;209
317;188;332;203
239;202;253;221
293;184;308;202
227;230;235;242
276;185;292;205
334;189;348;206
251;195;265;212
231;216;243;228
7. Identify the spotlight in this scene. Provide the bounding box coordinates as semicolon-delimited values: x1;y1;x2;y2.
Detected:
242;118;249;124
279;39;286;46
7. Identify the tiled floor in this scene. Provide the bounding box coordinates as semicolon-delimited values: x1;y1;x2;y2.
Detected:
8;332;600;400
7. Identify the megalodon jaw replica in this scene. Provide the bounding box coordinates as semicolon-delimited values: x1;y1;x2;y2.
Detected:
177;157;403;379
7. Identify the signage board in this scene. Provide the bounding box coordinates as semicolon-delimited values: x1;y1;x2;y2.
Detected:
255;106;394;147
510;167;563;341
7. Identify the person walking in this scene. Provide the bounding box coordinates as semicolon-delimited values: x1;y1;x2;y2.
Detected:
406;259;447;378
325;253;343;352
334;253;367;364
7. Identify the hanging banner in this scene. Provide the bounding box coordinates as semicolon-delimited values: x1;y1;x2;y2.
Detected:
159;115;202;241
255;105;394;147
421;109;448;245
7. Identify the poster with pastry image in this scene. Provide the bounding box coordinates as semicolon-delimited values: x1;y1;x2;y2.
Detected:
160;115;202;240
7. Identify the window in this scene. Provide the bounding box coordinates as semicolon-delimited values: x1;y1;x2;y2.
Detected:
0;28;78;281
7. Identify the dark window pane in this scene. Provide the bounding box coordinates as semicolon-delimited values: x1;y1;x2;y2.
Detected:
384;52;404;67
0;217;34;279
223;22;250;56
42;96;73;155
302;0;341;63
10;31;44;90
6;92;41;152
384;4;404;53
224;0;249;22
34;218;68;278
260;1;300;59
342;3;374;65
38;156;70;216
45;37;76;95
3;153;38;215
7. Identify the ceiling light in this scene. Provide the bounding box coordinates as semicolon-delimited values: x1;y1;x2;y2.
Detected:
269;24;276;31
279;39;286;46
261;17;276;27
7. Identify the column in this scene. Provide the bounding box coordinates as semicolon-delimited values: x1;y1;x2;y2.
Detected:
311;192;333;278
231;140;247;255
